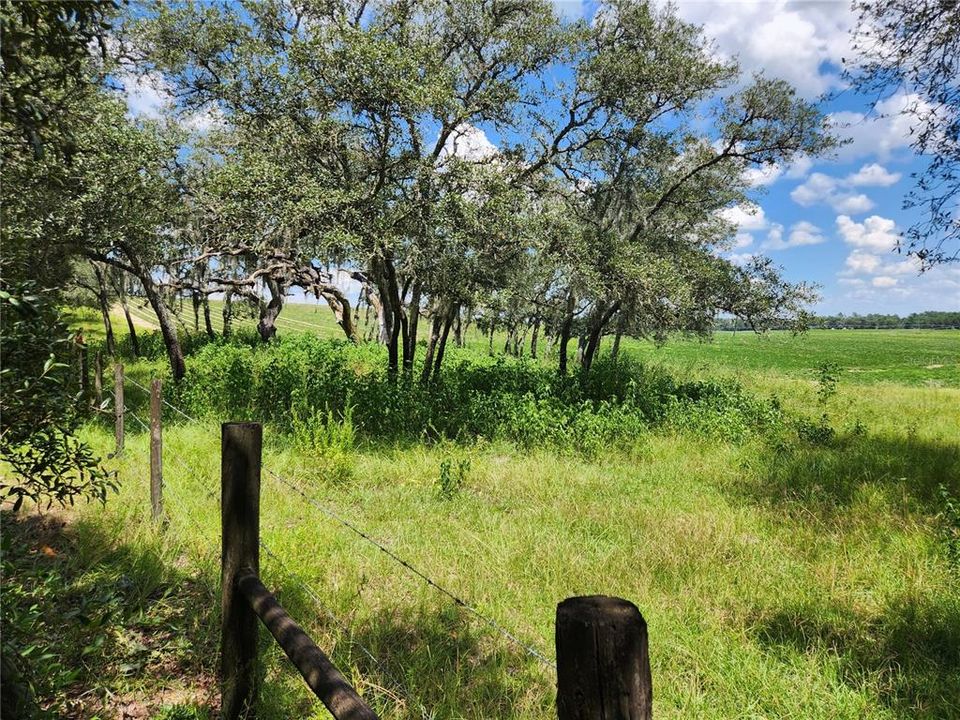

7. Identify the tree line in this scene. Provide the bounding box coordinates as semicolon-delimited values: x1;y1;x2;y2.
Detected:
714;310;960;331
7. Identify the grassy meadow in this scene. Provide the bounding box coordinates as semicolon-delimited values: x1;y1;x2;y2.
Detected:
7;302;960;719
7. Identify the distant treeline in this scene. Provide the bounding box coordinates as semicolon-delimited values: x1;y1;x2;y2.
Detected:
715;311;960;331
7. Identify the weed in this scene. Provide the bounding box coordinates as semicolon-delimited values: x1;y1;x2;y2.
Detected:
437;457;470;499
939;484;960;569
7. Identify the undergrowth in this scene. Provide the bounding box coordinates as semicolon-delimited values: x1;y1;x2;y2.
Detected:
153;333;783;454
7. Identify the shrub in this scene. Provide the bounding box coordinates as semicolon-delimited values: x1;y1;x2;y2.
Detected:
168;332;778;453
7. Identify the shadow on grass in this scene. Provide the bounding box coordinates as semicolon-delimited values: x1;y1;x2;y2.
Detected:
751;591;960;719
268;581;553;719
1;510;219;719
733;430;960;718
741;430;960;517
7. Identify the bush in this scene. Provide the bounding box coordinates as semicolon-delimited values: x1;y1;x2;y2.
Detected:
169;332;779;453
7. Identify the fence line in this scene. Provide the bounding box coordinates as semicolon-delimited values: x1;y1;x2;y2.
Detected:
125;374;199;423
258;539;429;719
104;376;557;672
126;408;150;433
100;369;653;718
266;468;558;671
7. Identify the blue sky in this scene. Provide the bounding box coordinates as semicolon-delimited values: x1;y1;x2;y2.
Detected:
600;0;960;315
125;0;960;315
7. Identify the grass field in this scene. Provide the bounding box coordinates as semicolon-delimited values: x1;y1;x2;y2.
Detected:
10;303;959;718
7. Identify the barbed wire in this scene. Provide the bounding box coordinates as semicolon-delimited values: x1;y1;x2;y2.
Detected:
124;375;199;423
104;372;555;673
265;468;557;671
257;539;429;719
126;408;149;432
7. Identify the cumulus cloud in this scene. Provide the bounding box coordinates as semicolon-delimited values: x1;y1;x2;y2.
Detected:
828;93;933;162
743;163;784;187
762;220;827;250
719;203;767;231
847;163;902;187
438;123;498;163
836;214;900;252
654;0;855;98
791;163;901;214
120;71;170;119
871;276;898;288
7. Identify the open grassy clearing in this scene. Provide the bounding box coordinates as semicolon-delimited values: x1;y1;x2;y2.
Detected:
12;312;958;719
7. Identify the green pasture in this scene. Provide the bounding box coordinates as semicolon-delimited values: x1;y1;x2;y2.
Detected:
15;304;957;719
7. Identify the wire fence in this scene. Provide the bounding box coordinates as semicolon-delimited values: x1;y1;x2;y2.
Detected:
99;364;560;720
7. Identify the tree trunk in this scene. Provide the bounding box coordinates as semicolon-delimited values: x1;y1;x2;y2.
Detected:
109;270;140;357
432;304;456;380
582;300;621;373
143;275;186;381
530;317;541;359
371;252;403;377
257;278;283;342
420;305;445;384
487;320;496;356
203;294;215;339
453;309;463;348
91;264;116;356
516;323;529;358
223;288;234;338
558;292;575;376
403;281;422;373
611;313;626;362
191;290;200;333
461;305;473;347
318;285;358;342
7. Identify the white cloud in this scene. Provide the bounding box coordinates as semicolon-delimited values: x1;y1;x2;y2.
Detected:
844;249;882;274
871;276;898;288
784;154;814;179
121;71;170;119
657;0;855;98
762;220;826;250
732;232;754;249
828;93;933;162
727;252;757;266
438;123;498;162
847;163;902;187
743;163;784;187
791;163;901;214
719;203;767;231
836;214;900;252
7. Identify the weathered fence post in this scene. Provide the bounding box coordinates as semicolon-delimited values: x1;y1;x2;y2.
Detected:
94;351;103;406
556;595;652;720
114;363;124;455
150;379;163;521
221;422;262;720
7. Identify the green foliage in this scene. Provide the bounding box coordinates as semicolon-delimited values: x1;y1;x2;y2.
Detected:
174;333;779;453
0;284;114;510
437;457;470;500
155;705;211;720
939;484;960;569
815;361;842;407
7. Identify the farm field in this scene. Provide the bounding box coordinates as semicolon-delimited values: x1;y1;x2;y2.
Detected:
11;309;957;719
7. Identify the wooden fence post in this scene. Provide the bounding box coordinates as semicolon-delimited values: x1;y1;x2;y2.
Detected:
114;363;124;455
556;595;652;720
221;422;262;720
94;351;103;406
150;379;163;521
